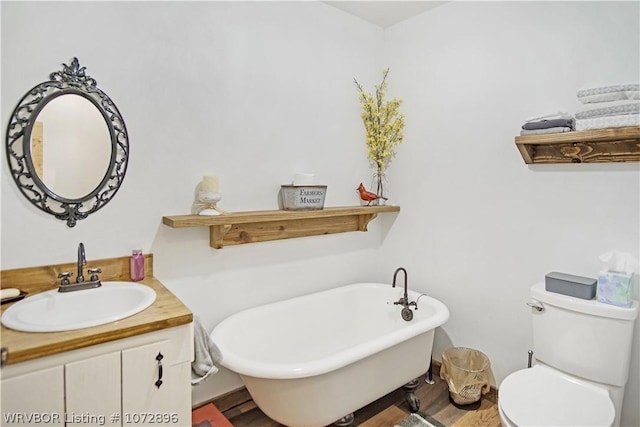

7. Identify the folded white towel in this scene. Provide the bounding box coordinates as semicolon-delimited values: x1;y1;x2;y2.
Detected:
575;114;640;131
191;316;222;385
524;111;573;123
577;83;640;104
520;126;573;136
577;83;639;97
575;100;640;120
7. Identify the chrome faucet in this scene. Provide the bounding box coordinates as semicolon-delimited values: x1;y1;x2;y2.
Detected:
77;242;86;283
392;267;417;321
58;243;102;292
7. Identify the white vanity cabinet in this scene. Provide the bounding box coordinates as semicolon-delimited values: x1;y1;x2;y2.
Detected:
121;338;192;425
1;365;65;424
65;352;122;426
0;324;193;427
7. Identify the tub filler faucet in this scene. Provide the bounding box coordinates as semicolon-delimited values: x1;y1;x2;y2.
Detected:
390;267;430;410
58;242;102;292
392;267;417;321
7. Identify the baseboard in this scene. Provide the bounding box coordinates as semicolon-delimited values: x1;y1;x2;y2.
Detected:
193;386;250;413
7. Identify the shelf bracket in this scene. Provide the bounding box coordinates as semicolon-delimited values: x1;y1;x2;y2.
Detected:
209;225;232;249
358;213;377;231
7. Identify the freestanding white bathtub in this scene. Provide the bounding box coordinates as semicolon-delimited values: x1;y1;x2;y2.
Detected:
211;282;450;426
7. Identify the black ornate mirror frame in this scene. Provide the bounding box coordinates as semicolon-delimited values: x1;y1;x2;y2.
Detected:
6;57;129;227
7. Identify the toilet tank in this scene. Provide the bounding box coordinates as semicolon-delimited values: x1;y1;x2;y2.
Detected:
530;282;638;387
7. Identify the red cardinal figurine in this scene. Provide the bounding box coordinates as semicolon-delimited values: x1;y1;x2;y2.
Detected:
357;182;387;206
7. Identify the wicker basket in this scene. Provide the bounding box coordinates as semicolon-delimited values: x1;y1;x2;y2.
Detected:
440;347;492;405
450;383;486;405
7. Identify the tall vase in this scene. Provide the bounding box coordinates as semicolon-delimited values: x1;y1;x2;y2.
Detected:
370;171;388;206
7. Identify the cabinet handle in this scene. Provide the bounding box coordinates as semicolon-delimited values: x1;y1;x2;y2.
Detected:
155;352;164;389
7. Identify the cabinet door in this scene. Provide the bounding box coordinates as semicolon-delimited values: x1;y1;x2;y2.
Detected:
121;340;190;426
1;365;64;426
65;351;121;426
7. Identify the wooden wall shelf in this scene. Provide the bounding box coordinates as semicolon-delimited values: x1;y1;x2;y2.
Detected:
515;126;640;164
162;205;400;249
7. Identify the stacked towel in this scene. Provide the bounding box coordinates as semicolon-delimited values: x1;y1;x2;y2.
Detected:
577;83;639;103
575;83;640;131
520;112;575;136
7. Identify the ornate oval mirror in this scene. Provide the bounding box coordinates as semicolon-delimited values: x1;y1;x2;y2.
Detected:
6;57;129;227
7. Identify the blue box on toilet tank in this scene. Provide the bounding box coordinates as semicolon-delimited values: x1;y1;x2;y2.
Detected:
597;271;633;307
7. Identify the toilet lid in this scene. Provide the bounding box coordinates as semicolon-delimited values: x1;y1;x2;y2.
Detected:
499;367;615;427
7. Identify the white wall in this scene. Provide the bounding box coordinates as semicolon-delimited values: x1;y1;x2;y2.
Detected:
1;1;638;425
381;2;639;426
1;0;387;403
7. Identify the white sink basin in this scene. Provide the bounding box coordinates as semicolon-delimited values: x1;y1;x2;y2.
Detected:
1;281;156;332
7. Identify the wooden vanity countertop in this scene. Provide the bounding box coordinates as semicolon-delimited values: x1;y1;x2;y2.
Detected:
0;255;193;365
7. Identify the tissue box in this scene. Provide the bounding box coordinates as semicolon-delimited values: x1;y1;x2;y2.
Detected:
597;271;633;307
280;185;327;210
545;272;597;300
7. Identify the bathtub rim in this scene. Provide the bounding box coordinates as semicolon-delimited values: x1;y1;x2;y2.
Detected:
211;282;450;379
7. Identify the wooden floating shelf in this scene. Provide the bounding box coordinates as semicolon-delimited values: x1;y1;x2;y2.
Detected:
515;126;640;164
162;205;400;249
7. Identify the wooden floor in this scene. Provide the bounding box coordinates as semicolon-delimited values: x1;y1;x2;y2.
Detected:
215;366;502;427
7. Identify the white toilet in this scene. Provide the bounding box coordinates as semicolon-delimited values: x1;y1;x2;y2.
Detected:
498;282;638;427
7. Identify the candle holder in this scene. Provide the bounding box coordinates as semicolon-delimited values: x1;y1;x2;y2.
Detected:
196;191;223;216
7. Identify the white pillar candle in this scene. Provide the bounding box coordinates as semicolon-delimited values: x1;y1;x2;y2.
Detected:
202;176;220;193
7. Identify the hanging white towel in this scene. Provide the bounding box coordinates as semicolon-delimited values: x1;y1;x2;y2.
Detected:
191;316;222;385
